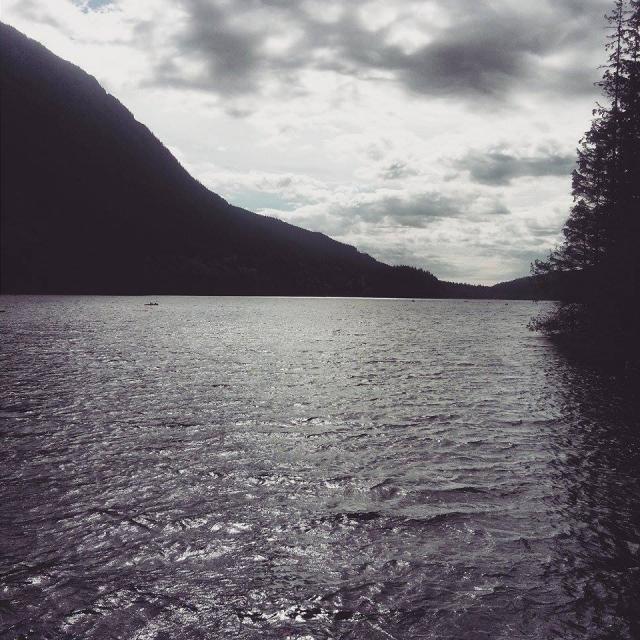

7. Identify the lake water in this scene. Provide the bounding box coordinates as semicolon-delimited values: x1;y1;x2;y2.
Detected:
1;296;639;640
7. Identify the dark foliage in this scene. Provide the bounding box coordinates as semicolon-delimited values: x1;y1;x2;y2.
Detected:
442;272;583;301
531;0;640;364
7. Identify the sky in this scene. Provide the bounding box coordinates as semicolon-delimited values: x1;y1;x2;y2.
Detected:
3;0;613;284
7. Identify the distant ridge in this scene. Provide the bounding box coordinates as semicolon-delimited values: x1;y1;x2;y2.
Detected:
0;23;545;299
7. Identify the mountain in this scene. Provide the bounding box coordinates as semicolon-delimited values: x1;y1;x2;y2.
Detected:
0;23;545;299
443;273;580;301
0;23;443;297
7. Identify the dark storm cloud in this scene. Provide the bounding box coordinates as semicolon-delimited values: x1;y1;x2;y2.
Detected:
396;0;609;97
456;148;576;186
152;0;264;94
146;0;609;102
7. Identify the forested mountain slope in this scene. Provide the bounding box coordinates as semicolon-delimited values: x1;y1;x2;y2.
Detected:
0;23;445;296
1;23;548;300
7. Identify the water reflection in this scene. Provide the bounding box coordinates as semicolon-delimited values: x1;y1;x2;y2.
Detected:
544;352;640;639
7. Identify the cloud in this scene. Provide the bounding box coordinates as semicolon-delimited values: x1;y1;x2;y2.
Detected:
11;0;63;28
391;0;608;99
342;191;465;227
151;0;266;95
256;183;511;238
380;160;418;180
456;146;575;186
139;0;609;104
1;0;609;283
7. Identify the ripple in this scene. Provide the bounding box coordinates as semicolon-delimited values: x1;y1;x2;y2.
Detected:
1;296;639;639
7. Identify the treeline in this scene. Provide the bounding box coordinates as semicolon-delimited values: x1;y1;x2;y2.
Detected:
530;0;640;365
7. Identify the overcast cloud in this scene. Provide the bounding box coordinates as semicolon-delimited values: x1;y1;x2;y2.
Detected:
3;0;612;283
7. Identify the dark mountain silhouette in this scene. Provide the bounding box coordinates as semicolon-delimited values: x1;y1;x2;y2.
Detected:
0;23;546;299
444;272;586;301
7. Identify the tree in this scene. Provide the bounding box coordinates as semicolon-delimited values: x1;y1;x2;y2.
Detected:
530;0;640;362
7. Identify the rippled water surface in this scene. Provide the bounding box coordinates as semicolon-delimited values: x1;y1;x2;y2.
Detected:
1;296;639;639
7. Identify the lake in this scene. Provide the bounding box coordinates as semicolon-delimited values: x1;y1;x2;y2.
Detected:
1;296;639;639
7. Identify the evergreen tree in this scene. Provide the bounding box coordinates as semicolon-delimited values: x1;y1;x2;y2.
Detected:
531;0;640;362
